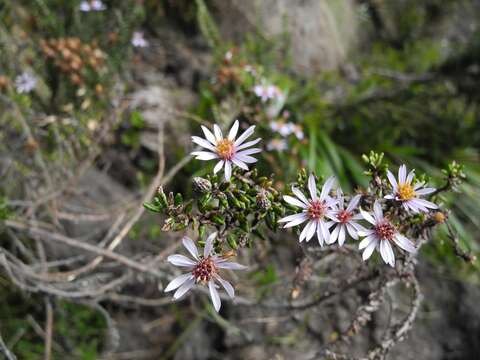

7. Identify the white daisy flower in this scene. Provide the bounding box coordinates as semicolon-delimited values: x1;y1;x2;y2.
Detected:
327;190;364;246
79;0;106;12
279;174;337;245
131;31;149;48
385;164;437;213
191;120;262;181
266;139;288;152
15;72;36;94
164;233;247;312
358;201;416;267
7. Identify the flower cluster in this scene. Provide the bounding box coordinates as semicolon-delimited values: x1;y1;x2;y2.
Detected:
15;72;37;94
253;84;283;103
131;31;149;48
79;0;106;12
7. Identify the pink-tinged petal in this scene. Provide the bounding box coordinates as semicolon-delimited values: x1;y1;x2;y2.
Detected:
300;220;316;242
282;214;309;228
338;225;346;246
236;138;261;151
380;240;394;267
359;235;376;250
308;174;317;201
164;273;193;292
362;240;378;260
415;187;436;195
213;124;223;141
398;164;407;184
216;261;247;270
373;201;384;221
386;170;398;190
209;280;221;312
320;176;336;200
291;187;309;205
192;136;216;151
279;213;307;223
393;234;416;253
360;209;376;225
168;254;196;267
284;195;308;209
346;223;359;240
320;220;330;242
214;160;224;174
192;151;218;160
215;276;235;298
328;224;340;244
406;170;415;184
201;125;217;145
316;225;324;246
204;232;217;257
228;120;239;140
182;237;199;260
234;153;258;164
236;148;262;156
173;277;195;299
411;198;438;210
346;194;361;212
231;157;249;170
234;125;255;146
224;161;232;181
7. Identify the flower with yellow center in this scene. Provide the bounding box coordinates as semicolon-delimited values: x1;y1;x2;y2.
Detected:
191;120;262;181
385;164;438;213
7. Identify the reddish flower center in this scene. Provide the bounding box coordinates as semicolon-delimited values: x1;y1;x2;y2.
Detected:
192;256;216;283
374;221;396;241
308;200;326;219
337;210;352;224
216;139;235;160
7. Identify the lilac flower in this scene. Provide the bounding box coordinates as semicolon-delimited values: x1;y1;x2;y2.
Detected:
191;120;262;181
131;31;149;48
253;84;282;103
164;233;247;312
358;201;416;267
269;120;293;137
327;190;364;246
14;72;36;93
79;0;106;12
385;164;437;213
266;139;288;152
279;174;337;245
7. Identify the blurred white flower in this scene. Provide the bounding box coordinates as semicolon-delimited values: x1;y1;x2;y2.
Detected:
279;174;337;245
358;201;416;267
80;0;106;12
288;123;304;140
15;72;36;94
266;139;288;152
131;31;149;48
385;164;437;213
164;233;247;312
269;120;292;137
191;120;262;181
253;84;283;103
327;190;364;246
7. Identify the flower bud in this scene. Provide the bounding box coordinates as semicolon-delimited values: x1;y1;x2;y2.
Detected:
193;177;212;193
256;190;271;211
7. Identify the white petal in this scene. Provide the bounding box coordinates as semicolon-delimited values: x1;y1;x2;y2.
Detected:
373;201;384;221
278;213;308;223
192;136;216;151
164;273;193;292
338;225;346;246
380;240;394;267
236;148;262;156
173;277;195;299
362;240;378;260
168;254;196;267
192;151;218;160
215;276;235;298
228;120;239;140
236;138;261;151
300;220;316;242
415;187;436;195
204;232;217;257
234;125;255;146
398;165;407;184
385;240;395;267
284;195;308;209
214;160;224;174
234;153;258;164
393;234;416;253
410;198;438;210
406;170;415;184
360;208;376;225
320;176;336;200
320;220;330;242
346;223;358;240
359;235;376;250
308;174;317;201
201;125;217;145
231;157;249;170
213;124;223;141
291;187;309;205
283;214;309;228
216;261;247;270
224;161;232;181
182;237;199;260
346;194;361;212
328;224;340;244
209;280;221;312
357;228;375;237
386;170;398;190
